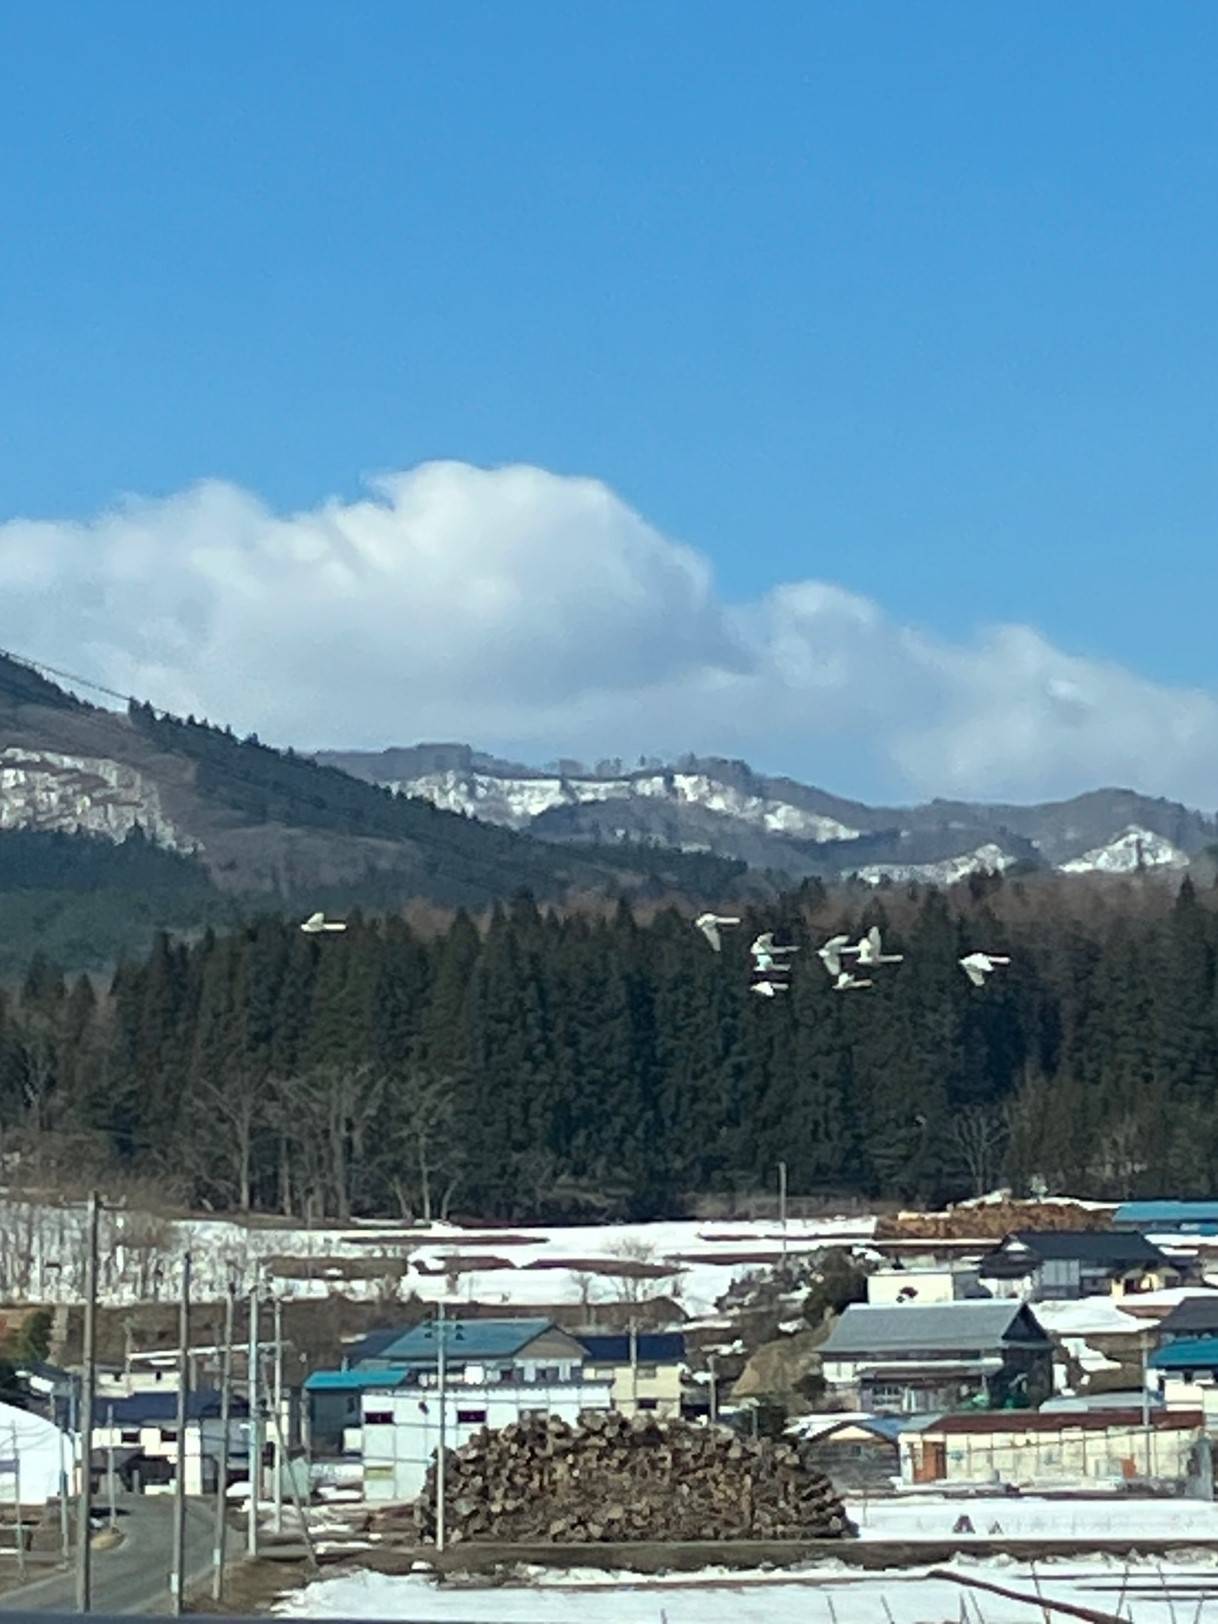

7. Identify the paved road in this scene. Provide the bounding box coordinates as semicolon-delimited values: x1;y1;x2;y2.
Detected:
0;1495;222;1615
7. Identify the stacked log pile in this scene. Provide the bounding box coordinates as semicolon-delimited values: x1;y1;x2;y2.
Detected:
411;1411;852;1543
876;1199;1110;1241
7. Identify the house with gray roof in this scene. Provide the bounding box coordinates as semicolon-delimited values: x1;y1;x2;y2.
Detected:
819;1300;1052;1414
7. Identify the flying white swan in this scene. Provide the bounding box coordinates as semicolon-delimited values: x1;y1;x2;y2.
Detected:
817;934;860;978
855;926;904;967
833;970;873;992
959;951;1011;987
301;911;347;935
694;913;741;952
751;979;790;998
751;932;800;973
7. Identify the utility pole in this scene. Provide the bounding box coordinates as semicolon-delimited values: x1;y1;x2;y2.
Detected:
628;1319;639;1415
170;1252;192;1616
211;1274;236;1603
12;1424;25;1579
1142;1328;1153;1477
435;1299;447;1555
58;1381;73;1565
247;1269;261;1558
75;1190;99;1614
272;1294;284;1534
778;1161;788;1269
105;1403;117;1528
260;1349;318;1574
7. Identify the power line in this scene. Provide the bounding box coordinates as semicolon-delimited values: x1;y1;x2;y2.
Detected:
0;645;137;709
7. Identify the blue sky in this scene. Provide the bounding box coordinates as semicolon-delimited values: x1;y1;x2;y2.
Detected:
3;3;1218;800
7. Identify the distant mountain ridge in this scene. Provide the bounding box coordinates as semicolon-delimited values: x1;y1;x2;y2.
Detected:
316;743;1217;881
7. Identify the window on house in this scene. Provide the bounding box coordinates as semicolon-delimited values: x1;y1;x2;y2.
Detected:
160;1429;178;1443
593;1366;616;1381
364;1410;394;1426
869;1384;904;1407
637;1365;658;1379
637;1398;658;1411
536;1366;560;1383
456;1408;487;1424
120;1430;140;1445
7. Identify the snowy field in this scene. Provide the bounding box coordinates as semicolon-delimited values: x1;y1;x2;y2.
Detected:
851;1494;1218;1542
274;1555;1218;1621
0;1195;874;1316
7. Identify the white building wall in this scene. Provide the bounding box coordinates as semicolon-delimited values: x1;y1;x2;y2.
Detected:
362;1380;614;1504
0;1401;75;1505
93;1416;249;1495
900;1422;1199;1487
866;1267;983;1306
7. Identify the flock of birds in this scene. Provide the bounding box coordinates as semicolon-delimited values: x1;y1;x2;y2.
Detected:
300;908;1010;1000
694;914;1010;999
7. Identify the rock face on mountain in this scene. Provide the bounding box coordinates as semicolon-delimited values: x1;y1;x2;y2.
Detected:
317;744;1216;881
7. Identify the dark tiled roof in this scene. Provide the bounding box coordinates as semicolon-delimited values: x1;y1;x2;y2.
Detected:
1157;1296;1218;1336
980;1230;1168;1271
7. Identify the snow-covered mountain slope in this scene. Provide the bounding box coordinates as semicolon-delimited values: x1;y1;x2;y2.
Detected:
393;766;861;842
1060;825;1191;875
852;842;1020;887
319;744;1216;882
0;745;194;850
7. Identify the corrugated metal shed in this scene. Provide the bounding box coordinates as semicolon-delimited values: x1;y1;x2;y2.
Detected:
927;1407;1202;1434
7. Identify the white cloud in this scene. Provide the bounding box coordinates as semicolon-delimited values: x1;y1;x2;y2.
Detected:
3;459;1217;807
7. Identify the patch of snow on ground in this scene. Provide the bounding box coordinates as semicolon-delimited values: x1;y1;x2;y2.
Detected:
850;1494;1218;1542
0;1200;874;1314
274;1553;1218;1621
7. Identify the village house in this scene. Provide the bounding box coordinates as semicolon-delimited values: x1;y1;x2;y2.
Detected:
359;1369;615;1502
978;1230;1178;1302
1154;1295;1218;1343
819;1301;1053;1414
865;1264;989;1306
307;1317;603;1465
899;1407;1204;1488
1148;1335;1218;1412
91;1389;250;1495
576;1331;686;1418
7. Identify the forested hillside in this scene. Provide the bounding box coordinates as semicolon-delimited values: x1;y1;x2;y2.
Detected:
2;868;1215;1219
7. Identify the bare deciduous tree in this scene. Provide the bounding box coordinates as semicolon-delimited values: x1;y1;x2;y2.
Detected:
948;1103;1010;1198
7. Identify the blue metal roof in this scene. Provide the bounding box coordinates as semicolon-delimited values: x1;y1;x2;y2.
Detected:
304;1368;410;1392
375;1317;558;1364
104;1388;247;1423
1149;1336;1218;1370
578;1332;686;1365
343;1327;412;1366
1116;1201;1218;1226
